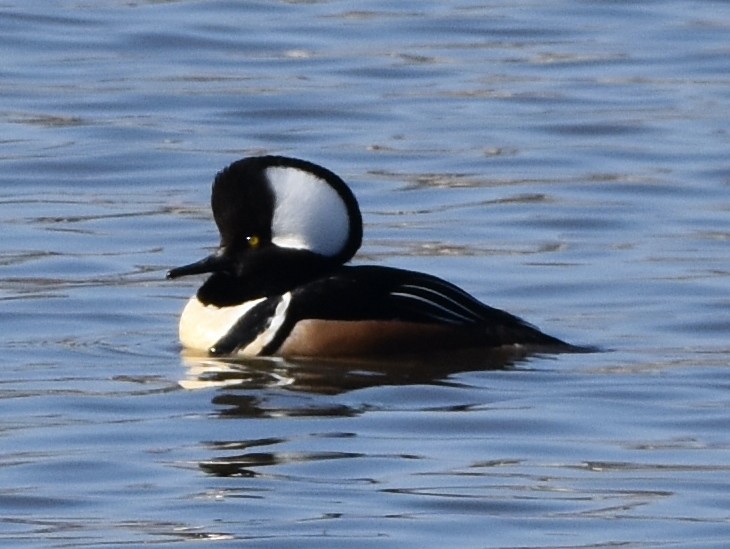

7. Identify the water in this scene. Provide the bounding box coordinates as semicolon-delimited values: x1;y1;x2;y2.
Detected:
1;1;729;547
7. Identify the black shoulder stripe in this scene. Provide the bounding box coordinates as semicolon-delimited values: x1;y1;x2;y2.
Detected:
209;296;281;355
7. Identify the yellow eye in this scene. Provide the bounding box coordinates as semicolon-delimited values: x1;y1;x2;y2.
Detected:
246;235;260;248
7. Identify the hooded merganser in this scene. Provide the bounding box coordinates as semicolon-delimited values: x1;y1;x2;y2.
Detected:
167;156;580;358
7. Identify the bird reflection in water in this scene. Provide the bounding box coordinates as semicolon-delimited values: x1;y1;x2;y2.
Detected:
181;348;548;478
179;345;545;397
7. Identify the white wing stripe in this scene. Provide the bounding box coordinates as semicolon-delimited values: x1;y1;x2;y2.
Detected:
390;290;478;324
396;283;485;321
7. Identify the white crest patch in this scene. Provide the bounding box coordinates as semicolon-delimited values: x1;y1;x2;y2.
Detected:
266;166;350;257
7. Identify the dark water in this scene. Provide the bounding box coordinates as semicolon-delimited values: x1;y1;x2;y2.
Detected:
1;1;729;547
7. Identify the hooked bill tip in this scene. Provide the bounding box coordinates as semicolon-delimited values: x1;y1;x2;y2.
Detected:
166;253;228;280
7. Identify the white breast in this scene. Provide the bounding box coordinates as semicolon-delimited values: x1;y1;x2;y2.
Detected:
178;296;266;353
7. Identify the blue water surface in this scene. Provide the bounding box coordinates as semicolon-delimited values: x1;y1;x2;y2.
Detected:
1;1;729;547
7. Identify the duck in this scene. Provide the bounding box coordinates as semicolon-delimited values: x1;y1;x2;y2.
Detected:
167;155;582;358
